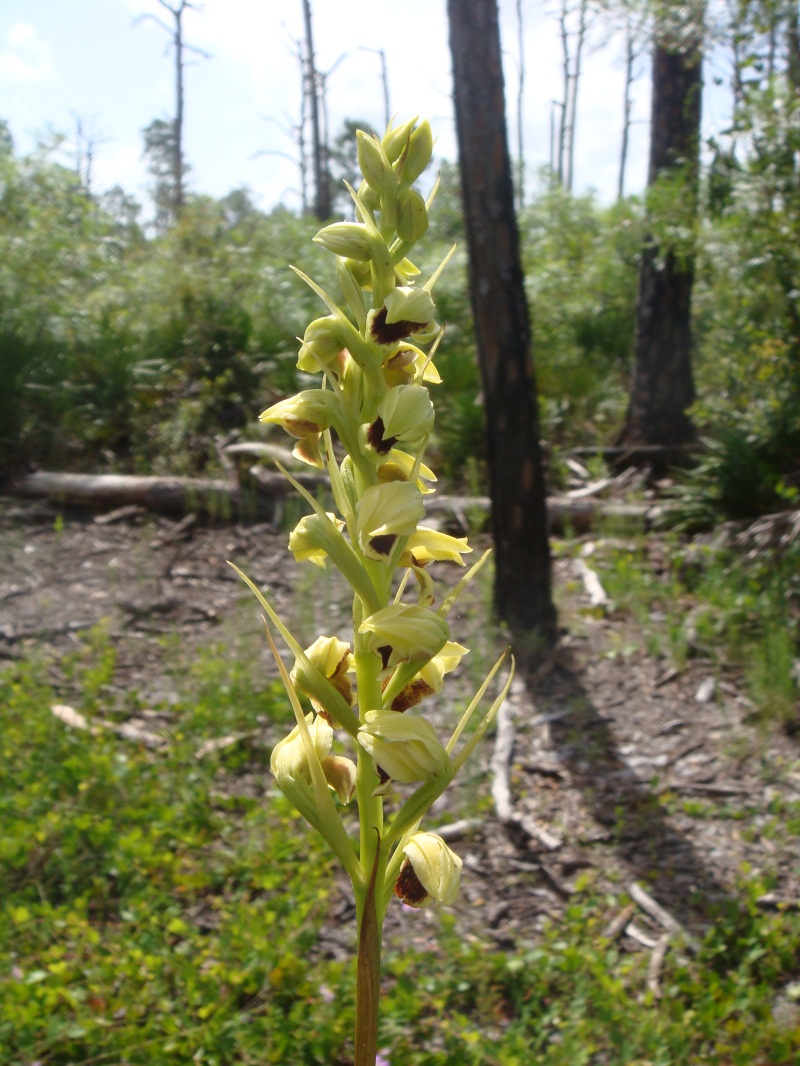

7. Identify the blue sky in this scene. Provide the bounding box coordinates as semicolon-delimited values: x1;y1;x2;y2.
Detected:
0;0;730;214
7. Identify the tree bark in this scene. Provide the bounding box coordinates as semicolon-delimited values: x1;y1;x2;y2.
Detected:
301;0;331;220
173;1;185;212
447;0;557;646
618;23;635;201
619;8;704;448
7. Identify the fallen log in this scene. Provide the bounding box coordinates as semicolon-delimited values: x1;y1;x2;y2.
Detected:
11;470;322;522
11;471;668;532
428;493;664;534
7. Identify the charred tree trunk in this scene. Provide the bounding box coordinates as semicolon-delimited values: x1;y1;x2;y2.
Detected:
173;1;185;213
447;0;557;647
301;0;331;220
618;23;635;201
619;8;704;448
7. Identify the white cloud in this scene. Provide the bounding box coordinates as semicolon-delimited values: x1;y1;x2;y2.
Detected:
0;22;55;84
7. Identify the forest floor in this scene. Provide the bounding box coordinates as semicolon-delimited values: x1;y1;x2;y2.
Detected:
2;495;799;968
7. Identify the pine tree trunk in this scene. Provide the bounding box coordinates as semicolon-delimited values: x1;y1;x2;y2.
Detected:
447;0;556;647
620;11;703;448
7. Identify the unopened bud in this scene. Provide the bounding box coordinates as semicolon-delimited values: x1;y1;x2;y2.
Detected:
357;130;392;193
397;188;428;242
402;120;433;184
313;221;372;261
382;117;416;163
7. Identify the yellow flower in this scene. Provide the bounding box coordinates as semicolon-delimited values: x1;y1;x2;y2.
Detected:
271;713;356;804
377;449;437;494
259;390;336;469
393;832;462;907
384;286;436;326
271;712;332;786
355;482;424;560
400;528;472;568
291;635;353;709
357;711;450;784
376;385;435;451
383;343;441;388
389;642;469;711
359;603;449;668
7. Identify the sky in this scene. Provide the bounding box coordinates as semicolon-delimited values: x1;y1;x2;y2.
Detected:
0;0;734;215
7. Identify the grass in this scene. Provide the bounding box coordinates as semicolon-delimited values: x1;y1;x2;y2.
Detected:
593;537;800;726
3;626;800;1064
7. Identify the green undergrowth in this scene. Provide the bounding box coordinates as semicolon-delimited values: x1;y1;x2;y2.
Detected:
592;536;800;727
3;645;800;1064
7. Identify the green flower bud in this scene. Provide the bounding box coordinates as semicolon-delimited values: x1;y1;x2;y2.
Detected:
357;711;450;784
357;130;392;193
355;481;424;560
397;188;429;242
382;117;416;163
297;317;346;373
394;832;462;907
402;120;433;184
289;512;345;568
359;603;449;668
313;221;372;261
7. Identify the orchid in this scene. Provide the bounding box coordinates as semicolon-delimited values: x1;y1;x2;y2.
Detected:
232;117;513;1065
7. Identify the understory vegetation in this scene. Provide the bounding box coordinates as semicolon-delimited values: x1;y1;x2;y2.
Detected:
2;131;799;516
3;588;800;1065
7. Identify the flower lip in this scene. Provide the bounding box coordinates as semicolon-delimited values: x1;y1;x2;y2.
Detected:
369;306;427;346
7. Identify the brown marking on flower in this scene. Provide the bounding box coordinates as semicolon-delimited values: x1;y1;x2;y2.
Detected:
370;306;425;346
283;416;321;438
390;678;435;713
393;859;428;907
366;417;399;456
377;645;392;670
369;533;397;557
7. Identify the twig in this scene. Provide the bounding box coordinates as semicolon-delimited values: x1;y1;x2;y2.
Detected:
490;685;516;823
602;901;636;941
628;881;700;953
434;818;483;842
574;557;608;607
624;922;658;949
646;933;672;999
490;681;562;852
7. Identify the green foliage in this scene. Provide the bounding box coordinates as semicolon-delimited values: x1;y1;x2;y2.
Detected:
3;609;800;1064
519;186;642;452
597;538;800;724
